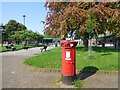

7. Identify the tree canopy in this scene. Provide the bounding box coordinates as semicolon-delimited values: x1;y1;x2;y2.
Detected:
10;30;44;41
44;2;119;37
2;19;44;42
44;1;119;48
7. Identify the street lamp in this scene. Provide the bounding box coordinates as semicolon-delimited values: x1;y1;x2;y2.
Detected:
23;15;26;47
0;24;4;47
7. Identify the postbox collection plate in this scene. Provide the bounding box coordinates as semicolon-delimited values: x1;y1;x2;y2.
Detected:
65;51;71;60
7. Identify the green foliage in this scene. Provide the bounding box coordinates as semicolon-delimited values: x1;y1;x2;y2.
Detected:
86;11;96;37
73;78;82;88
2;19;26;41
2;19;44;41
4;19;26;36
9;30;44;41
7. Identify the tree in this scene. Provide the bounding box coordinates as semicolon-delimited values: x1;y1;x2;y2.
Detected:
4;19;26;41
44;2;119;49
10;30;44;41
90;2;119;47
3;19;44;44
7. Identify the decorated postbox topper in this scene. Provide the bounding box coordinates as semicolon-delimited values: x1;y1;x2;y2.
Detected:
60;40;78;47
60;30;77;47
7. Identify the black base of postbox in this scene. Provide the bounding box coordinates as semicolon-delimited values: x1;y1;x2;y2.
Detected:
62;74;76;85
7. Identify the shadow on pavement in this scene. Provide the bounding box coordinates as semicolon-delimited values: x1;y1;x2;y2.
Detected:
77;66;99;80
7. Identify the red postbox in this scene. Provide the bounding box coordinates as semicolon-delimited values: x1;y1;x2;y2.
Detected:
60;40;78;85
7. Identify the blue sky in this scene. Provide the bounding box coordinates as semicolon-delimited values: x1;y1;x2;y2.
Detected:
2;1;47;34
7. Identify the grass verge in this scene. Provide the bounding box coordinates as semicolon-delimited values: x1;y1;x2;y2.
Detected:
0;44;42;52
24;45;118;71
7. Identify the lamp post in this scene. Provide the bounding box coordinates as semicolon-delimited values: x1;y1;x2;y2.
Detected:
23;15;26;47
0;24;4;47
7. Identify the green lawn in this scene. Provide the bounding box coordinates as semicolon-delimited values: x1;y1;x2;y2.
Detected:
0;44;40;52
24;46;119;71
0;44;23;52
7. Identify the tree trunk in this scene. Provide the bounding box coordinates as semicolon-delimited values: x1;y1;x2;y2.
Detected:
102;41;105;47
102;33;106;47
83;32;89;49
114;36;116;49
83;38;88;49
1;40;3;47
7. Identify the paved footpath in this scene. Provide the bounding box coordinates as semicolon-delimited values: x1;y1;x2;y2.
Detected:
1;46;63;88
0;45;119;88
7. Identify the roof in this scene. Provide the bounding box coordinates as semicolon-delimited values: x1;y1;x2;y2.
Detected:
43;38;61;41
43;38;53;40
53;38;61;41
97;33;115;38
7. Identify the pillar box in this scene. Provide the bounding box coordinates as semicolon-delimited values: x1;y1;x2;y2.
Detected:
60;40;78;85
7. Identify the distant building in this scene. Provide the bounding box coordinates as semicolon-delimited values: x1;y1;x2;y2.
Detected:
96;31;120;50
